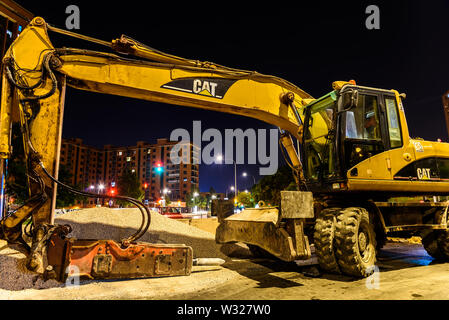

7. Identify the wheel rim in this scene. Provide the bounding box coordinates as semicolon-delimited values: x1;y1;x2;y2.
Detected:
358;232;367;252
358;223;373;263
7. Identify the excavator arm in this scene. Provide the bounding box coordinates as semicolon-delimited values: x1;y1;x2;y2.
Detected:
0;17;315;277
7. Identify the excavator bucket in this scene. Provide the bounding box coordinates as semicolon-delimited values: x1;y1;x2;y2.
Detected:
215;191;314;261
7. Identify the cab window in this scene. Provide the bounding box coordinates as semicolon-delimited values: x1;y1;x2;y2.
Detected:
345;95;381;140
343;93;384;170
384;97;402;149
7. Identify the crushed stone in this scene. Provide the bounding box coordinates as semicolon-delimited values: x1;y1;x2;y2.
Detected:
55;207;228;259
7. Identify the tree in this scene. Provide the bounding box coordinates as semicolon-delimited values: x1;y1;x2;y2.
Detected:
251;165;297;207
237;191;254;208
164;193;172;206
55;164;86;208
205;186;217;210
185;188;207;210
5;123;85;208
117;168;144;207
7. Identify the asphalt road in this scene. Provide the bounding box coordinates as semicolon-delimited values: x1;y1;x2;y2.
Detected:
170;242;449;300
4;241;449;300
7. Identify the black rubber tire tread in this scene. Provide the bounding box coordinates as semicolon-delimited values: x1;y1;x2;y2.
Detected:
437;231;449;260
421;208;449;261
313;207;341;274
421;230;446;260
334;207;377;278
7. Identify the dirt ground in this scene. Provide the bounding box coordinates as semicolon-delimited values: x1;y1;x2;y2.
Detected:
2;241;449;300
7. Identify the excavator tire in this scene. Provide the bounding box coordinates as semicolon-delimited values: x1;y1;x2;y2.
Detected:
313;207;341;274
334;207;377;278
421;230;446;260
437;232;449;260
421;208;449;261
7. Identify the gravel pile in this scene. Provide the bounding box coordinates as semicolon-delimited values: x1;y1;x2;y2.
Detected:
388;236;422;244
0;240;62;291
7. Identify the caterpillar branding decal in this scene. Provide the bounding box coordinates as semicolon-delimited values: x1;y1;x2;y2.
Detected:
416;168;431;180
394;157;449;182
161;78;236;99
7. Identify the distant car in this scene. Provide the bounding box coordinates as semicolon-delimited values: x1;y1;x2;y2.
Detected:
160;207;184;219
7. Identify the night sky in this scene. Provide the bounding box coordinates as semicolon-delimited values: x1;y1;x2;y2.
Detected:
15;0;449;193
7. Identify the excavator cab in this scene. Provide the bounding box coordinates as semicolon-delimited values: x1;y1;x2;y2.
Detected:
302;83;405;194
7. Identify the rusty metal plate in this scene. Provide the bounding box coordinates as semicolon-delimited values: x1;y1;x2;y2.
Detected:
281;191;314;219
46;233;193;282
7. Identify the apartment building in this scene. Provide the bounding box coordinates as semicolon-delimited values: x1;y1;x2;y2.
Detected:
59;138;199;204
59;138;104;189
146;138;200;202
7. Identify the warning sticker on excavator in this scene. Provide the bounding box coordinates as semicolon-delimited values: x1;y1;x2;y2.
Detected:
413;141;424;153
161;78;236;99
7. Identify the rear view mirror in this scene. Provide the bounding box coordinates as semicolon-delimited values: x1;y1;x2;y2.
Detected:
340;89;359;111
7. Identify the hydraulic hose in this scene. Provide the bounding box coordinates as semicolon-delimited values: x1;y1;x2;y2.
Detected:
38;162;151;244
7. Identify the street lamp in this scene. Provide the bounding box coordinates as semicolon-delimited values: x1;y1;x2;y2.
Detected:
242;172;256;185
226;186;235;199
191;192;200;212
216;154;237;198
96;184;105;206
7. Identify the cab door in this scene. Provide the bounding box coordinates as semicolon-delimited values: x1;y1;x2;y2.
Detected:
381;93;415;180
342;90;391;180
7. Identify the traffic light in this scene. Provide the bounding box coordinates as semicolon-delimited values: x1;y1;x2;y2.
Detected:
109;188;116;196
143;183;148;189
154;162;164;174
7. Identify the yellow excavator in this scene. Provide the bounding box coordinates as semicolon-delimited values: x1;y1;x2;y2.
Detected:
1;17;449;280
